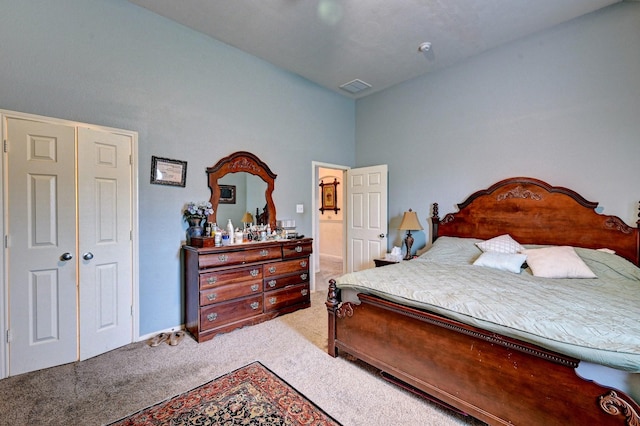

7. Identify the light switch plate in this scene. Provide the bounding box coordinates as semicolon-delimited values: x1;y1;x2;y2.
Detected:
296;204;304;213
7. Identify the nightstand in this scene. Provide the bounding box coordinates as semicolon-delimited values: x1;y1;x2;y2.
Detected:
374;258;400;267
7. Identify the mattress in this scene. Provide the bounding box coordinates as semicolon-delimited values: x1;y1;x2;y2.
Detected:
334;236;640;373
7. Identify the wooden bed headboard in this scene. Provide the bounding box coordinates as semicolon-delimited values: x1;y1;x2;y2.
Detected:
432;177;640;266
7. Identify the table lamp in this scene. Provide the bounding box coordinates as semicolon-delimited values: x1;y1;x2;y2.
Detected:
398;209;423;260
241;212;254;229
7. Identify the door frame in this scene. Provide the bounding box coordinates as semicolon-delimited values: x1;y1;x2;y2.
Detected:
311;161;349;291
0;109;140;379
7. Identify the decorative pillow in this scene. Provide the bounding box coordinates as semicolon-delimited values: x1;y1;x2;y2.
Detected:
523;246;597;279
473;252;527;273
475;234;524;254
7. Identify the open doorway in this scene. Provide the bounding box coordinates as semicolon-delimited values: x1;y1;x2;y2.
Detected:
312;162;348;294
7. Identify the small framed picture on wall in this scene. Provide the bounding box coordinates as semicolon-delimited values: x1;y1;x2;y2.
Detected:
150;156;187;187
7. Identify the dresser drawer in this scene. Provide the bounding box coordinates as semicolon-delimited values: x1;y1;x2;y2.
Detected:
263;258;309;277
282;241;313;259
264;283;310;312
243;246;281;263
200;281;261;306
264;271;310;291
199;265;262;289
200;295;263;331
199;247;280;268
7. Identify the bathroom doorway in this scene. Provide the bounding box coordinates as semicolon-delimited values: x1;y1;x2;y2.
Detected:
312;163;347;293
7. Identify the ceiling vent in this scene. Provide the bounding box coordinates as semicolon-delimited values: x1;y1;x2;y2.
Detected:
339;79;372;94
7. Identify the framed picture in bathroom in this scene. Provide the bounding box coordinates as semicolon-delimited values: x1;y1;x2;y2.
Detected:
319;178;340;214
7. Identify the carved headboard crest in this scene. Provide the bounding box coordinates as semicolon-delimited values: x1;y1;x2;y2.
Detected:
496;185;543;201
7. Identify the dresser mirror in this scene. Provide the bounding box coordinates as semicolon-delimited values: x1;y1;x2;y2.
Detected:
207;151;277;230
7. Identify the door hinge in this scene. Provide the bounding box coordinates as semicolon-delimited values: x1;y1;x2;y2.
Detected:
3;139;7;153
6;329;12;343
4;235;8;248
129;154;133;165
131;306;134;317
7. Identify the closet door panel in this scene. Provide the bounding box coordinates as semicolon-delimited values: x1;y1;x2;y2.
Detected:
6;118;78;375
77;128;133;360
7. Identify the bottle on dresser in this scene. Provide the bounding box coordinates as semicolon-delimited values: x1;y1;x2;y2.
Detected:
212;223;221;246
227;219;234;244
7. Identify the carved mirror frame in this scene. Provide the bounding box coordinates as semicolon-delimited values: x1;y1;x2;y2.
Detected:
207;151;277;230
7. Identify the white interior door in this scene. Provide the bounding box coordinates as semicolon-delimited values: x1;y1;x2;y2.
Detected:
6;118;78;375
77;127;133;360
346;165;388;272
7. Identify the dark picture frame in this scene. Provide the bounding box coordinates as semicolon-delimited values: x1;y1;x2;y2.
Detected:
219;185;236;204
150;156;187;187
319;178;340;214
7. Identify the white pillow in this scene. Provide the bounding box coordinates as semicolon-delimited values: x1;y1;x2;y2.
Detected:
476;234;524;254
597;248;616;254
473;252;527;274
523;246;596;279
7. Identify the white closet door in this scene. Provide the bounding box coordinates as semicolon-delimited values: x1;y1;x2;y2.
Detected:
7;118;78;375
5;116;135;376
77;127;133;360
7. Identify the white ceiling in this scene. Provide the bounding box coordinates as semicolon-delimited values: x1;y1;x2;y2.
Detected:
127;0;621;99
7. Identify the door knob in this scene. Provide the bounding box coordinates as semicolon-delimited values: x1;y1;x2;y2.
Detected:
60;252;73;261
83;252;94;260
379;234;385;238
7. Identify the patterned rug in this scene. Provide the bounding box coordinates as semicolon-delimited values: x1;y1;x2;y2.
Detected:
108;361;341;425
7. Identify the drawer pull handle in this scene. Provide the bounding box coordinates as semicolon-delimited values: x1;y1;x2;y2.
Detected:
300;260;307;268
250;302;260;310
250;269;259;277
268;280;277;288
206;276;217;284
260;249;269;257
300;273;308;281
207;313;218;322
269;297;277;305
218;254;228;262
301;289;308;296
295;246;303;253
251;284;259;292
268;266;277;274
207;293;217;301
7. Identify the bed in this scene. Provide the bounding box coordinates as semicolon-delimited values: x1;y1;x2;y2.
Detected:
326;177;640;426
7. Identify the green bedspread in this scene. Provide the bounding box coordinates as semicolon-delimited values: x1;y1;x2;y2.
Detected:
335;236;640;372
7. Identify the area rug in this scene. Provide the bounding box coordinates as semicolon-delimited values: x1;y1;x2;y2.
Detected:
108;361;341;425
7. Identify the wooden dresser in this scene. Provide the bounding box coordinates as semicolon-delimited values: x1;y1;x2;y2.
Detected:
183;238;312;342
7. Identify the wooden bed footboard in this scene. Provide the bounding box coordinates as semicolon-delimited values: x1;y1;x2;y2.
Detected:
326;280;640;426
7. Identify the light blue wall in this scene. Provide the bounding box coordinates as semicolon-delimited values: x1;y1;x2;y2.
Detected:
356;2;640;253
0;0;355;335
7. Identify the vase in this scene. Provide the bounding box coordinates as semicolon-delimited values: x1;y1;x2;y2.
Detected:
186;217;205;244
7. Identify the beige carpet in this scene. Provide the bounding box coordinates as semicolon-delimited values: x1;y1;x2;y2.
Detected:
316;255;343;294
0;289;485;426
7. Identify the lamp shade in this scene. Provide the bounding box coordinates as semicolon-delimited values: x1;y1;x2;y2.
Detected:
398;209;423;231
241;212;254;223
